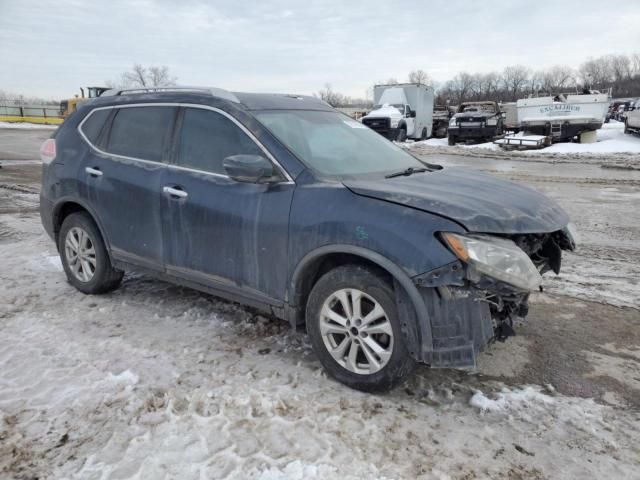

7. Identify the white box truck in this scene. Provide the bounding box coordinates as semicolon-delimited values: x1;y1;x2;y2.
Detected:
361;83;433;142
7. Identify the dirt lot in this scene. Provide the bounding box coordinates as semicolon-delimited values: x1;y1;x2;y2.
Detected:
1;127;639;479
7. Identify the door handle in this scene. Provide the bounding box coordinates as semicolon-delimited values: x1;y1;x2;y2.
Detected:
85;167;103;177
163;186;188;199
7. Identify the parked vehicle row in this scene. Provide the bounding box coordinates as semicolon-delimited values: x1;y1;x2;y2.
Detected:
609;98;638;122
40;86;575;392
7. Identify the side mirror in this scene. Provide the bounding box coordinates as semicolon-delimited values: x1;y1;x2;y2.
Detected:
409;110;416;118
223;154;276;183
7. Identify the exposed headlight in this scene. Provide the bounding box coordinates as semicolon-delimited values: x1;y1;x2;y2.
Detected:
441;233;542;291
565;222;578;244
390;119;400;128
486;118;497;126
449;119;457;127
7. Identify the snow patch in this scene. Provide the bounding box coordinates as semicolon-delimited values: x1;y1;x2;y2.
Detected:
0;121;58;130
470;386;554;412
107;369;139;385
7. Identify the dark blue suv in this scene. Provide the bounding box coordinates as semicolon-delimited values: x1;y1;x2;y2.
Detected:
39;87;575;391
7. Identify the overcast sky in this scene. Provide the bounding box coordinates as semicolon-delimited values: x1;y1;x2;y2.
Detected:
1;0;638;100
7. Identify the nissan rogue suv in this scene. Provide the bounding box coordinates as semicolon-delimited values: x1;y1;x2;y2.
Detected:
40;87;575;392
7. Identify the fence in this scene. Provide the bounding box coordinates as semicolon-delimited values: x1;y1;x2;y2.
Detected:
0;103;64;125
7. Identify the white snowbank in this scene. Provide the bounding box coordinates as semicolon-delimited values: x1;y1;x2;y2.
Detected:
409;121;640;154
0;121;58;130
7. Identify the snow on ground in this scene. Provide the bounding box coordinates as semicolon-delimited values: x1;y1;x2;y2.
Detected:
2;213;640;479
0;121;58;130
408;121;640;156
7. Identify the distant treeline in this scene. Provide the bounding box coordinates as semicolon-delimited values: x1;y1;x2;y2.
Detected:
318;52;640;108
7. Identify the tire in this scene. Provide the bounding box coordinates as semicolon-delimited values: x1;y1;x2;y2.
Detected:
624;120;630;134
420;127;427;141
306;265;415;392
448;135;456;146
396;128;407;142
58;212;123;294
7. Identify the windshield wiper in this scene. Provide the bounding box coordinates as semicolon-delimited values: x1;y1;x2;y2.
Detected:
385;167;429;179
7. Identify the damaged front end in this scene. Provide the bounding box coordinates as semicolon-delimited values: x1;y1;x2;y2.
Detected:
411;227;575;368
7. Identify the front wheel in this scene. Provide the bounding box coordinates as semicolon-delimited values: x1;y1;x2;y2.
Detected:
396;128;407;142
624;120;630;134
448;135;456;146
306;265;415;392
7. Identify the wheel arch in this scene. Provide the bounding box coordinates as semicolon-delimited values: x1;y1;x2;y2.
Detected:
52;198;111;251
286;245;429;356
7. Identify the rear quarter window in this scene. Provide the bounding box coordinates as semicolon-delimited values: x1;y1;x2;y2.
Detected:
106;106;176;162
80;109;111;146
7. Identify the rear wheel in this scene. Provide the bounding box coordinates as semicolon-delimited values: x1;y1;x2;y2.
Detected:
58;212;123;294
306;265;415;392
420;127;427;141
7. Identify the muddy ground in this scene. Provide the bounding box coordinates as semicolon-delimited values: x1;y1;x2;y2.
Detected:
0;128;639;479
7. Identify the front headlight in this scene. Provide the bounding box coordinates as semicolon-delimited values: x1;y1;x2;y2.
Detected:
486;118;497;126
441;233;542;291
390;119;400;128
449;119;457;127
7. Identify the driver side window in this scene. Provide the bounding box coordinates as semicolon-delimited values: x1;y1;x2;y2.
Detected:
177;108;263;175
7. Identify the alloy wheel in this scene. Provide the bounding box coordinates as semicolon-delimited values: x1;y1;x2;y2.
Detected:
64;227;96;282
319;288;394;375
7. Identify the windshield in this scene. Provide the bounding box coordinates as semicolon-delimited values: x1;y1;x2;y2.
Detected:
254;110;425;176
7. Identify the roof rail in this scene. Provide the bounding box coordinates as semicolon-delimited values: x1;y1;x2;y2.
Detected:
101;86;240;103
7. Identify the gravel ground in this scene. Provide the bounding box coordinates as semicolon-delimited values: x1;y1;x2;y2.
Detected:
1;127;639;479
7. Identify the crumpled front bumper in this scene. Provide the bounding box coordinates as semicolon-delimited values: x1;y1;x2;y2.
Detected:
406;228;575;368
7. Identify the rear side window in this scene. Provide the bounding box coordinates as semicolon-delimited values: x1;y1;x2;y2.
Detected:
81;109;111;145
106;106;176;162
177;108;263;175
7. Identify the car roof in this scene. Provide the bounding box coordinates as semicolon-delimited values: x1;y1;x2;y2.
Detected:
86;87;334;112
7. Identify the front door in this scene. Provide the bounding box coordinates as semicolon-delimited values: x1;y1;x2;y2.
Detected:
162;106;294;303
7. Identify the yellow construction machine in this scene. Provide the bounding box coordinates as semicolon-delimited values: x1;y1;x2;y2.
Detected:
60;86;109;117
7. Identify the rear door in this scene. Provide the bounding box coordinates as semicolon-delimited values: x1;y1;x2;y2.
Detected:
81;104;177;270
162;106;295;303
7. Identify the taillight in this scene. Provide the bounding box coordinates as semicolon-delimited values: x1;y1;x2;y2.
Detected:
40;138;56;164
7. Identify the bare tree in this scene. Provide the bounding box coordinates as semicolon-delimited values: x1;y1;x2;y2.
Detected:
540;65;575;93
316;83;345;107
579;57;612;88
384;78;400;85
502;65;531;101
609;54;632;82
109;64;177;89
408;69;430;85
631;53;640;76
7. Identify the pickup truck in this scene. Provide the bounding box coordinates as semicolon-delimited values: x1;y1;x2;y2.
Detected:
448;101;504;145
624;104;640;134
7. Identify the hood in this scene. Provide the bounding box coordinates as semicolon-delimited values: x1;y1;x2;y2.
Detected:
364;105;403;120
453;111;497;119
343;167;569;234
